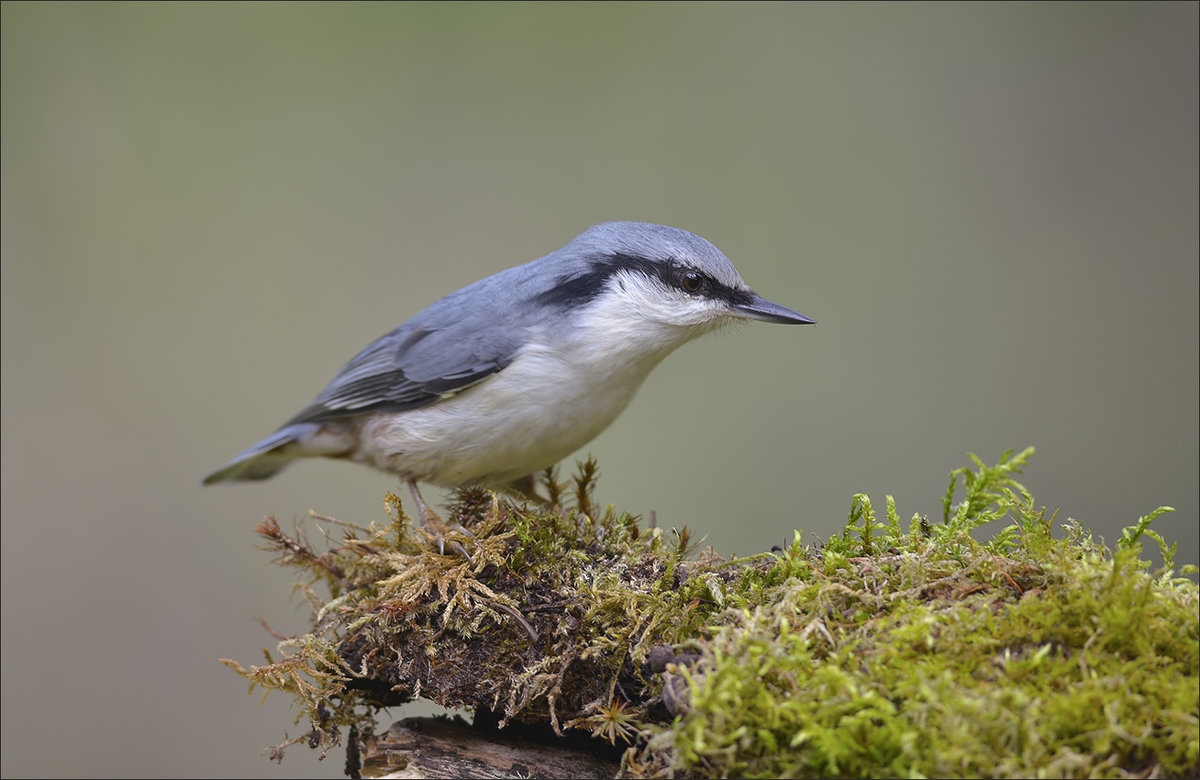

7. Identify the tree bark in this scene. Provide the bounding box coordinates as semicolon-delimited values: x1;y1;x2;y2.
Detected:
360;717;620;780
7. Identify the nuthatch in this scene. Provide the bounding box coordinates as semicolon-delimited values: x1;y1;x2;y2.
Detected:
204;222;813;515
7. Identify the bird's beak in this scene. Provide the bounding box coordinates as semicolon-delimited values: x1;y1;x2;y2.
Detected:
731;294;815;325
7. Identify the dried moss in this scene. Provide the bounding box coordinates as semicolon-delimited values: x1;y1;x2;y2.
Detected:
224;449;1199;778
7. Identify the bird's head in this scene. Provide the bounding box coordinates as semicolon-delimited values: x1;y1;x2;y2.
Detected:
535;222;813;340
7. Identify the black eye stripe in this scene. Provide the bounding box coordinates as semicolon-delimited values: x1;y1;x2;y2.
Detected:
534;252;754;309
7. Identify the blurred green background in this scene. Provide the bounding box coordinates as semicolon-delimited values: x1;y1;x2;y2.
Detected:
2;3;1196;777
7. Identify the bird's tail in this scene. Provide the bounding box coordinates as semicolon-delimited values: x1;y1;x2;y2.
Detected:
202;429;303;484
204;420;361;485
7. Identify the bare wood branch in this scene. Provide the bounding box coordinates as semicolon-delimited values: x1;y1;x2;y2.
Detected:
360;717;619;780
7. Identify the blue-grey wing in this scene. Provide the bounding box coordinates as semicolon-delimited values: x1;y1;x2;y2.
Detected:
284;319;523;425
280;252;569;426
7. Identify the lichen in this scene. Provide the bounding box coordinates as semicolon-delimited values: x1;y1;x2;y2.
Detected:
223;449;1199;778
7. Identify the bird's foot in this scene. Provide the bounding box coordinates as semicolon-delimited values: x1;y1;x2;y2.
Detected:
406;479;474;562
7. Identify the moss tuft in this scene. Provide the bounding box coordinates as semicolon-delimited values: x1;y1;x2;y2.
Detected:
224;450;1199;778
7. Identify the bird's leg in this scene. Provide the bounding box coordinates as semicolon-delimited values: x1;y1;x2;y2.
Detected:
406;478;473;561
509;474;540;502
406;478;440;525
509;474;555;507
507;473;573;525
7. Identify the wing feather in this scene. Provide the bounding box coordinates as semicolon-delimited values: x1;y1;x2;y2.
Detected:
284;321;521;425
275;250;571;427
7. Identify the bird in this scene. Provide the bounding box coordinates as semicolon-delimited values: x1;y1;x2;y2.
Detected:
203;221;814;519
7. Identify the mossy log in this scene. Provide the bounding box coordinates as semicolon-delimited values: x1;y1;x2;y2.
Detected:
225;450;1200;779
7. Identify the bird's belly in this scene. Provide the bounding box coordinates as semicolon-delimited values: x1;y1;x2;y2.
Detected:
356;344;658;487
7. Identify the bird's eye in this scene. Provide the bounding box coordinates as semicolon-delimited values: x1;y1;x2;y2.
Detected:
680;272;705;294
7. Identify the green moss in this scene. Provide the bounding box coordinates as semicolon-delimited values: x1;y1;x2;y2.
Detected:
632;449;1198;779
224;450;1199;778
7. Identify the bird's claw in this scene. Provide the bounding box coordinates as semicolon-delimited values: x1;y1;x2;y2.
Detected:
407;478;474;563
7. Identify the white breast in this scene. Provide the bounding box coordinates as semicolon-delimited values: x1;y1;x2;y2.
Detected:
354;283;723;487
